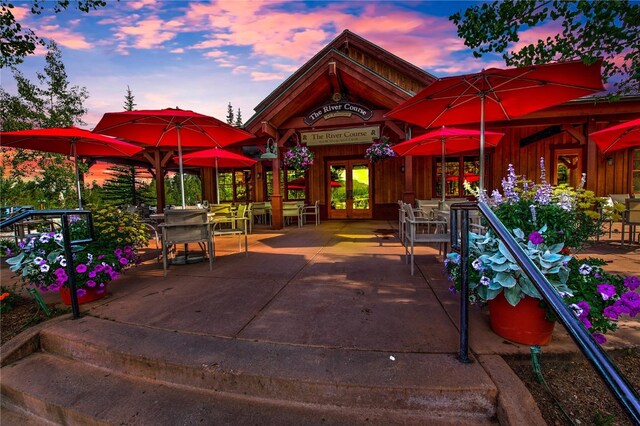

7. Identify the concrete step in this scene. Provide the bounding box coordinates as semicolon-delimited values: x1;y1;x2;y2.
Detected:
2;316;499;424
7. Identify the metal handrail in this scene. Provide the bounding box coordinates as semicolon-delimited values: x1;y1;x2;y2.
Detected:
450;201;640;424
1;209;94;319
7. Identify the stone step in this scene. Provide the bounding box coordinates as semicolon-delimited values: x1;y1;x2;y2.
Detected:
2;316;499;424
2;352;496;425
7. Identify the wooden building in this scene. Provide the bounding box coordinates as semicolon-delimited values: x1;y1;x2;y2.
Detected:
207;30;640;228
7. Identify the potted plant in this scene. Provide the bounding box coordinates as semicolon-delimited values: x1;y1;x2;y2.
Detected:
5;207;146;305
283;145;314;171
445;159;638;345
365;136;396;163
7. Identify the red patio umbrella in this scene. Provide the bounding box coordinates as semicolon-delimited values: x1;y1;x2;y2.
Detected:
94;108;254;207
0;126;143;208
386;59;604;189
287;177;341;190
178;147;256;203
393;126;504;202
589;117;640;154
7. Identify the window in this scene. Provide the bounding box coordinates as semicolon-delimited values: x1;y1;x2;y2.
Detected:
217;169;253;203
264;168;305;201
553;148;582;187
435;156;480;199
633;149;640;196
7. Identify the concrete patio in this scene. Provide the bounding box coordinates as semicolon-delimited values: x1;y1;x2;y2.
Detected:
2;220;639;425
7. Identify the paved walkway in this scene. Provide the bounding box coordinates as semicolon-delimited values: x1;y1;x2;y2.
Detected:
72;220;640;355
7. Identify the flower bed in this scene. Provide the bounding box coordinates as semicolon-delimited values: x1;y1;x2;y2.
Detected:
6;206;147;300
445;158;639;343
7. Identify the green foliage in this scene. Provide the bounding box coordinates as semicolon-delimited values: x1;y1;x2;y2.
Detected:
450;0;639;97
165;174;202;206
0;238;18;257
123;85;136;111
101;165;154;208
226;102;234;125
234;107;242;127
1;0;107;68
91;206;149;251
0;287;20;313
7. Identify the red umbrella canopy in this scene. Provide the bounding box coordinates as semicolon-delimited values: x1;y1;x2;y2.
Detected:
288;177;341;189
393;127;504;156
386;59;604;128
178;147;256;168
590;117;640;154
93;108;254;148
0;126;143;156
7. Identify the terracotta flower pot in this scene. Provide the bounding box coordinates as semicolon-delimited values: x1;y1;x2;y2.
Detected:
59;285;107;305
488;292;555;345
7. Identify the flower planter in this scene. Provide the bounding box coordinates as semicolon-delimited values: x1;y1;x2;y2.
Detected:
59;285;107;305
488;292;555;345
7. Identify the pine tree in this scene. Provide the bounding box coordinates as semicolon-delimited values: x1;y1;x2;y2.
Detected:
123;86;136;111
234;108;243;127
226;102;234;125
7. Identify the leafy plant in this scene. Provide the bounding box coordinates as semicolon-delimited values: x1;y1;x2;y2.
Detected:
284;145;314;171
365;136;396;163
0;287;20;313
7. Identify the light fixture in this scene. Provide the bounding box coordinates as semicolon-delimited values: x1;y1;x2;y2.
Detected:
260;137;278;160
606;156;614;166
400;165;405;173
256;172;262;180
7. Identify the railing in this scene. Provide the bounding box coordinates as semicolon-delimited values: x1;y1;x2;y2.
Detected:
1;209;94;319
449;201;640;424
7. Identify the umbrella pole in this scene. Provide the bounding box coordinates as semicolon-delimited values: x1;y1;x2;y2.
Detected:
479;94;485;192
177;126;186;208
215;157;220;204
441;137;446;205
73;142;82;209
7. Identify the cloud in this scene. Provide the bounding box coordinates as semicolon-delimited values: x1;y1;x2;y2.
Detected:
39;25;92;49
251;71;286;82
115;17;178;49
170;47;184;54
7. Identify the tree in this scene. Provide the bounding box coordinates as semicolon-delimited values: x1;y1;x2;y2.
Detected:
123;85;136;111
100;165;154;207
1;0;106;68
0;41;88;207
450;1;640;97
226;102;234;125
234;107;243;127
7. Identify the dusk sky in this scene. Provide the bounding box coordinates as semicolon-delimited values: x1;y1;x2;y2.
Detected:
1;0;545;131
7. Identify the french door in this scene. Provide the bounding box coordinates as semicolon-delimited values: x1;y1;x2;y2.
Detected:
328;160;371;219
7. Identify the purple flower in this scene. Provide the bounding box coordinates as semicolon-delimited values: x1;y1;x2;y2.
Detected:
592;333;607;344
578;264;592;275
114;248;123;256
597;284;616;301
580;316;592;329
55;268;67;277
94;264;104;273
119;257;129;265
77;288;87;297
480;276;491;286
603;306;620;320
89;271;97;278
528;231;544;245
76;264;88;273
624;276;639;291
86;280;96;287
97;254;105;260
124;245;133;253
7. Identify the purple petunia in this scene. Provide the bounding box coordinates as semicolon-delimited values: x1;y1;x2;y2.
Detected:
86;280;96;287
76;264;88;274
578;264;592;275
528;231;544;245
624;276;640;291
597;284;616;301
592;333;607;344
119;257;129;265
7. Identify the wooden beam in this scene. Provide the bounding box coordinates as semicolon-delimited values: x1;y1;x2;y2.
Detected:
328;61;340;95
261;121;278;138
279;128;296;145
384;120;405;139
562;124;587;144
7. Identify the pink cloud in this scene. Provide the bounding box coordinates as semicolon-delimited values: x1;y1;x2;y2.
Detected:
39;25;92;49
116;17;178;49
251;71;286;81
170;47;184;54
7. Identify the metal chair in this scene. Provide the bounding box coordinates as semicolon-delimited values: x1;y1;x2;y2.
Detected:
283;201;303;227
212;204;249;256
302;200;320;226
160;209;213;277
403;203;450;276
621;198;640;247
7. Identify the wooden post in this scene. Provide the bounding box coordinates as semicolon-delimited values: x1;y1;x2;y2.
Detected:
153;150;166;213
271;136;284;230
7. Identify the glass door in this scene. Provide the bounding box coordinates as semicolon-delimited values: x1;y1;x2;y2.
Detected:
328;160;371;219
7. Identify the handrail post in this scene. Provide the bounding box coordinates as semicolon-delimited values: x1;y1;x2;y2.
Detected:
61;213;81;319
458;208;470;363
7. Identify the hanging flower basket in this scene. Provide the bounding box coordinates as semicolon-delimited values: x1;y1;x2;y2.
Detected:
365;136;396;163
284;145;314;170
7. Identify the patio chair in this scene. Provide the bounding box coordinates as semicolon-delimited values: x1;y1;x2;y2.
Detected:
283;201;303;227
213;204;249;256
252;202;267;225
605;194;629;237
403;203;450;276
160;209;213;277
621;198;640;247
302;200;320;226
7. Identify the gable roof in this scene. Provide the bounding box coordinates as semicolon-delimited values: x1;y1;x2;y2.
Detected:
244;30;437;134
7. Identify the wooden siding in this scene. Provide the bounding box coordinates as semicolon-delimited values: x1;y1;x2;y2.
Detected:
342;46;426;94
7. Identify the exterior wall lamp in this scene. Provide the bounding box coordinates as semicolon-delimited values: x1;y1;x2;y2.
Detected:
260;137;278;160
606;156;614;166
